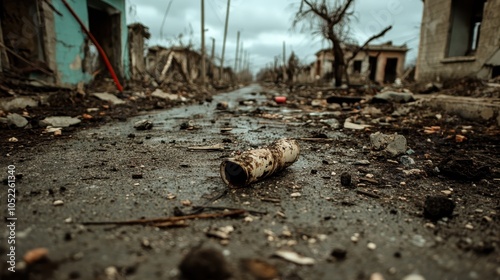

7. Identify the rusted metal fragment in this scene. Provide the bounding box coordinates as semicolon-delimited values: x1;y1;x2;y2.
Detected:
220;139;300;187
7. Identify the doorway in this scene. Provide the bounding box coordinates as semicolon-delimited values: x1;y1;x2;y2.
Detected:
384;58;398;83
86;1;122;79
368;56;377;81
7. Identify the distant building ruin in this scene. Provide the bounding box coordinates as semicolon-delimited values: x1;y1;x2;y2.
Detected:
416;0;500;81
314;42;408;85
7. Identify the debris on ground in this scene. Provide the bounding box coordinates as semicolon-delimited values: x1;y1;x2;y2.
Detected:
220;139;300;187
369;132;407;157
39;116;81;128
133;119;153;130
272;250;315;265
179;247;232;280
92;92;126;105
423;196;456;220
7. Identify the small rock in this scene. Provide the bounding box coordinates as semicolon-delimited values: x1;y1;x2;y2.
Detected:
353;160;371;165
340;172;352;187
465;223;474;230
372;91;415;103
370;272;385;280
8;137;18;142
132;174;143;179
367;242;377;250
134;120;153;130
400;155;415;167
290;192;302;198
330;248;347;260
93;92;125;105
0;97;38;111
23;248;49;265
216;102;228;110
53;200;64;206
7;113;28;128
240;258;278;280
423;196;455;220
320;118;341;129
40;116;81;128
402;273;426;280
179;247;232;280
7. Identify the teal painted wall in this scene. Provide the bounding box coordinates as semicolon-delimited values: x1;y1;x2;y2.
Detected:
50;0;128;86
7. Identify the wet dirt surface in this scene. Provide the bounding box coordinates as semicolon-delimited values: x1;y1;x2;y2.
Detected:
1;84;499;280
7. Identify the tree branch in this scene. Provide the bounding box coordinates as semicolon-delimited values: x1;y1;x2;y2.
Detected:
332;0;355;24
346;25;393;63
303;0;330;22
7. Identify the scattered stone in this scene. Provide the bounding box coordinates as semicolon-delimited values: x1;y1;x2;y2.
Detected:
92;92;126;105
403;169;424;176
402;273;426;280
370;132;407;157
8;137;19;142
216;102;228;110
362;106;383;116
370;272;385;280
400;155;415;167
465;223;474;230
134;120;153;130
273;250;315;265
372;91;415;103
423;196;455;220
290;192;302;198
421;82;443;94
23;248;49;265
367;242;377;250
344;120;371;130
152;88;186;101
340;172;352;187
132;174;143;179
320;118;341;129
353;160;371;165
206;225;235;240
240;258;278;280
40;116;81;128
53;200;64;206
7;113;28;128
330;248;347;260
179;247;232;280
438;156;490;181
0;97;38;111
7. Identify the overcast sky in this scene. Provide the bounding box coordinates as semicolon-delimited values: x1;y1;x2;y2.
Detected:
126;0;423;73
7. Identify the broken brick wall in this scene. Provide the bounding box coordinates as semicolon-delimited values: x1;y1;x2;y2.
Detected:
416;0;500;81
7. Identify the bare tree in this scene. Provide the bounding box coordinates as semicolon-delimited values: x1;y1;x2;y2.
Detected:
293;0;392;87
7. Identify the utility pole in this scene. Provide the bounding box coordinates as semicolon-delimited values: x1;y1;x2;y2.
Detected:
234;31;240;73
282;41;287;82
220;0;230;82
210;37;215;78
238;42;243;73
201;0;206;86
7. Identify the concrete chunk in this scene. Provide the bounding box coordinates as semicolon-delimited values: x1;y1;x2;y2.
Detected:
92;92;125;105
40;116;81;128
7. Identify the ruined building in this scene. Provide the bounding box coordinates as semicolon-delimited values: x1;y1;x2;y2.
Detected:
416;0;500;81
314;42;408;84
0;0;128;87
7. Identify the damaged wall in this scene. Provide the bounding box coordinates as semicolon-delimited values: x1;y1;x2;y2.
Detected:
51;0;129;86
416;0;500;81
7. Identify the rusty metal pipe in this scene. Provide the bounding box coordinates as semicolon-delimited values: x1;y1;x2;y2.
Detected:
220;139;300;187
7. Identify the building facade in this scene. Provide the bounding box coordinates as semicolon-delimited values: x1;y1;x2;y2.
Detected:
416;0;500;81
314;42;408;85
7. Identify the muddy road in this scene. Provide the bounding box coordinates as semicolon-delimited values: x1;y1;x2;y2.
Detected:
1;84;499;280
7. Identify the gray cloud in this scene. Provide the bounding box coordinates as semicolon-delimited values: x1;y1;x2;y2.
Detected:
127;0;423;72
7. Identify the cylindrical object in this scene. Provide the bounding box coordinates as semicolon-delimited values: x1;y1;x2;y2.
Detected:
220;139;300;187
274;96;287;104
